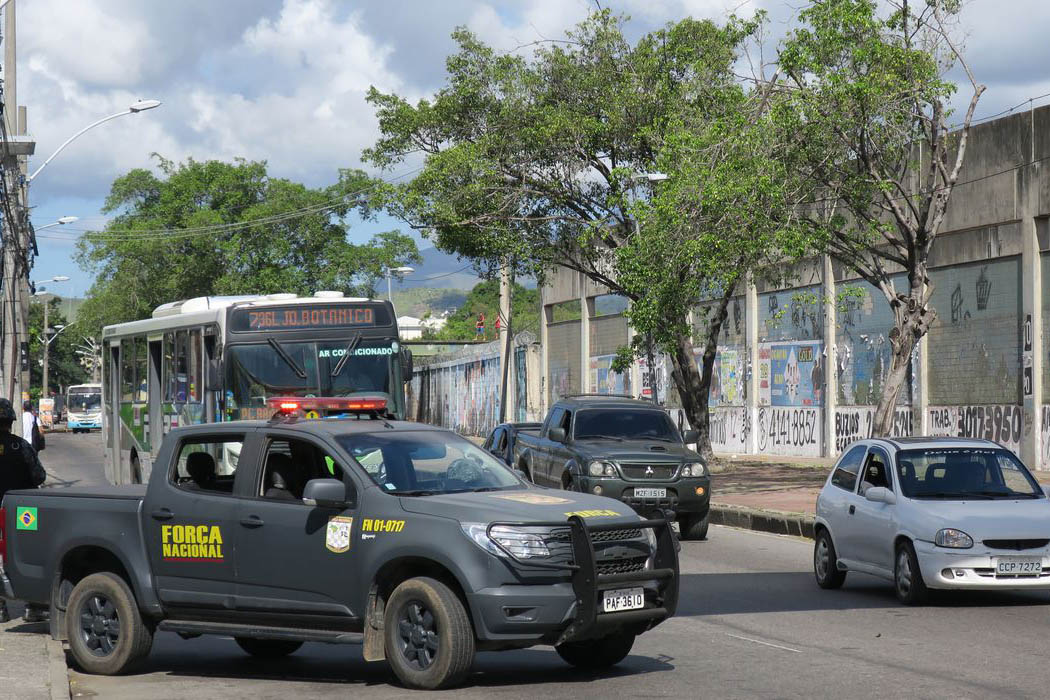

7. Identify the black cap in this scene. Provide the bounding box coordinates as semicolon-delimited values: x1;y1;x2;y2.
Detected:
0;398;17;421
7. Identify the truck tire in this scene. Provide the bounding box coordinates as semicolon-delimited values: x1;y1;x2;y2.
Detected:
556;631;635;668
234;638;303;658
66;572;153;675
384;576;474;690
678;513;709;541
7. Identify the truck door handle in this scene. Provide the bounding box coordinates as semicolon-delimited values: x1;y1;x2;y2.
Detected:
848;505;856;515
240;516;265;528
151;508;174;521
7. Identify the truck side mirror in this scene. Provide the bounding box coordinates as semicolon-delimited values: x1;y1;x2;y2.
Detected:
548;427;566;443
400;348;414;379
682;429;699;444
303;478;351;509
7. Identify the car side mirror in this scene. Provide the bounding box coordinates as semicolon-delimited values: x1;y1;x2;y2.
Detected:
400;348;414;379
303;478;351;508
548;427;566;443
864;486;897;505
682;429;699;444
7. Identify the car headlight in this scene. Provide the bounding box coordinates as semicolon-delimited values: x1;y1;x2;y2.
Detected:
935;528;973;549
681;462;706;477
462;523;557;559
587;460;618;477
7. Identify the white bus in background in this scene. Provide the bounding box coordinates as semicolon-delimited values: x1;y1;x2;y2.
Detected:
100;292;412;485
66;383;103;433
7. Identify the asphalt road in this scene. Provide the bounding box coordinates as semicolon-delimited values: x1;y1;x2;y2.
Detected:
35;432;1050;699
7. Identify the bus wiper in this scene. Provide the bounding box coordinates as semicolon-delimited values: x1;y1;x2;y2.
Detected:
267;338;306;379
331;333;362;378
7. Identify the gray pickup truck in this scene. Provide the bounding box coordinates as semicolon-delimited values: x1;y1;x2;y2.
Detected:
0;398;678;690
512;395;711;540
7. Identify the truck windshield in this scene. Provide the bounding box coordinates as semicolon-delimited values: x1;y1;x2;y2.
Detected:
226;339;402;419
338;431;524;495
574;409;679;442
896;447;1043;499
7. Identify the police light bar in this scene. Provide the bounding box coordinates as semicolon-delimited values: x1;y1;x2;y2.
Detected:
266;396;388;414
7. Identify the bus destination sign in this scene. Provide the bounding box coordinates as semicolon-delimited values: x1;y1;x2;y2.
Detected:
231;304;391;332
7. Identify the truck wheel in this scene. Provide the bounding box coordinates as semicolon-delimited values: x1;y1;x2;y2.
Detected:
235;637;303;658
384;576;474;690
678;513;709;541
556;631;635;668
66;572;153;675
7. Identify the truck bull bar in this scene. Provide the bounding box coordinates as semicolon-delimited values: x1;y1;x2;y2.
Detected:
485;514;679;644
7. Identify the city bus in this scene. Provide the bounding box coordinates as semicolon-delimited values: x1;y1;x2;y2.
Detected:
66;383;103;433
100;292;411;484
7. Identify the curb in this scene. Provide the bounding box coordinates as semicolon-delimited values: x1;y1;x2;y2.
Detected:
710;503;815;540
46;638;70;700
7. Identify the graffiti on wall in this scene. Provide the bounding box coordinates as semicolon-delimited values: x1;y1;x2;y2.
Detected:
409;353;505;436
833;406;914;454
927;405;1022;455
590;354;630;395
710;406;751;453
757;406;822;457
1041;405;1050;467
758;340;824;407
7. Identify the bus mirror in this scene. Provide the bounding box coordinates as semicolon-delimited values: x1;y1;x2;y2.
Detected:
206;359;222;391
400;348;413;379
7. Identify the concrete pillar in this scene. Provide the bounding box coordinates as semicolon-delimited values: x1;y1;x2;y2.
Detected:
823;256;837;457
579;272;591;394
627;302;641;398
539;283;551;418
745;276;759;455
1020;164;1043;467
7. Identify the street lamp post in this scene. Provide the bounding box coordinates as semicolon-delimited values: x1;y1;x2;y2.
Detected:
32;275;72;397
385;266;415;307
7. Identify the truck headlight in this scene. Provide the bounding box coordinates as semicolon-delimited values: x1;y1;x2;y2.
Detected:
587;460;618;477
681;462;706;477
935;528;973;549
462;523;559;559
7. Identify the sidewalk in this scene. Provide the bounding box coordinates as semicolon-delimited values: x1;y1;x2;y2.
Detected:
0;602;70;700
708;456;828;538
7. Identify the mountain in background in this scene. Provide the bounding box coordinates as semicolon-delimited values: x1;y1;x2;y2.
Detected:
392;246;480;292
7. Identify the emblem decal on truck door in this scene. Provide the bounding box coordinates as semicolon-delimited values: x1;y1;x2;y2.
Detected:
16;507;37;530
326;516;354;553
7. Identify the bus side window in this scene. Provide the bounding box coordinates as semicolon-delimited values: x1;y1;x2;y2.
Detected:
175;330;188;402
188;328;202;403
163;333;175;402
121;340;135;403
134;336;148;403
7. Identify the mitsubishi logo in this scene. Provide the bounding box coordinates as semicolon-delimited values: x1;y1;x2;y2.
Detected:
645;466;654;476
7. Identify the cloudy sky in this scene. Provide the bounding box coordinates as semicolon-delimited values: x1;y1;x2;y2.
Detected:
18;0;1050;297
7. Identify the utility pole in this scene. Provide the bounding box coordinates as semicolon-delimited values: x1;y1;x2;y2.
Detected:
40;296;48;396
498;260;514;423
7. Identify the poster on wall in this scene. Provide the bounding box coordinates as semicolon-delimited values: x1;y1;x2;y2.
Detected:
590;355;629;395
761;340;824;407
702;348;744;407
638;355;668;402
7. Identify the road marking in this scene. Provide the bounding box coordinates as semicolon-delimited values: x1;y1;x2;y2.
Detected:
726;633;802;653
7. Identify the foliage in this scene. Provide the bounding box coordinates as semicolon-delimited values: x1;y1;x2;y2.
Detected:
427;279;539;341
75;157;420;334
28;297;87;395
779;0;983;433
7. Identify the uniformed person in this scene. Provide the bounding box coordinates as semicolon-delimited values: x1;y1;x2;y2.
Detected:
0;397;47;623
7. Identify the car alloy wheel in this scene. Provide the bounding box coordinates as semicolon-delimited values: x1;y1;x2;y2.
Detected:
895;548;912;597
397;600;439;671
79;594;121;657
815;538;830;581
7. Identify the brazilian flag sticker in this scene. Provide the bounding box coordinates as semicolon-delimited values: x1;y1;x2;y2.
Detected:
16;506;38;531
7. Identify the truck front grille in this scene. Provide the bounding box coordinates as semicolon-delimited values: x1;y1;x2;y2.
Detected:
596;557;648;576
620;463;678;480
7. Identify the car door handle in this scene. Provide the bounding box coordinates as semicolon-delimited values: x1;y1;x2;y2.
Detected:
240;516;265;528
848;505;856;515
151;508;174;521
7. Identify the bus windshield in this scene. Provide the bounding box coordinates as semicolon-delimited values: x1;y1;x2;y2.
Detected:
67;388;102;413
225;338;403;419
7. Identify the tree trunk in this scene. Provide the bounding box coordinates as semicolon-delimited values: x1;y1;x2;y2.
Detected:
667;289;732;462
872;279;934;436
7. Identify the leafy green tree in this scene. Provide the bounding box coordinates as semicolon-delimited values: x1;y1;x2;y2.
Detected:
28;296;87;397
428;280;539;341
365;10;770;455
780;0;984;435
75;157;420;334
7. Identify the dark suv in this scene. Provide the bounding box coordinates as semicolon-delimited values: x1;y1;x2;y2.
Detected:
510;395;711;539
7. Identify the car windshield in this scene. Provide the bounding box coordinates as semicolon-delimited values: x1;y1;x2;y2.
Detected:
574;409;679;442
896;448;1043;499
337;431;524;496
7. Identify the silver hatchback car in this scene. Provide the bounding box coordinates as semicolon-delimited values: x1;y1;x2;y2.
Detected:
814;437;1050;604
